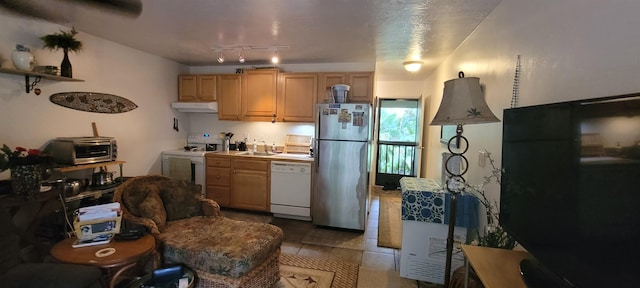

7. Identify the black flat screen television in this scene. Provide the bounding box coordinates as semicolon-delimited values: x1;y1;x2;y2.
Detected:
500;93;640;288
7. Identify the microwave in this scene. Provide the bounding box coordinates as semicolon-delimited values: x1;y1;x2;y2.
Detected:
49;137;117;165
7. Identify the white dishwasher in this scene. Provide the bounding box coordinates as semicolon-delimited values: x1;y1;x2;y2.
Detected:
270;161;312;221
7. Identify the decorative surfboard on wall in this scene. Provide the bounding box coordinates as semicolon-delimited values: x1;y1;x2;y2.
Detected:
50;92;138;113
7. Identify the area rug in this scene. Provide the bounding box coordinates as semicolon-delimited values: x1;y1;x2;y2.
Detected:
301;228;365;250
377;192;402;249
276;254;359;288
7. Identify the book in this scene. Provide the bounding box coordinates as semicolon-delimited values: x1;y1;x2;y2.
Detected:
72;233;114;248
78;202;121;221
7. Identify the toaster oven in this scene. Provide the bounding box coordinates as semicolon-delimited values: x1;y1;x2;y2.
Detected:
49;137;117;165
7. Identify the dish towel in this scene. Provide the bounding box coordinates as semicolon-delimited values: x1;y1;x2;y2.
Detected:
168;157;192;182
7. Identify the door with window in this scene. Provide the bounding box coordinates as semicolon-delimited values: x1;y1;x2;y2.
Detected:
375;99;422;190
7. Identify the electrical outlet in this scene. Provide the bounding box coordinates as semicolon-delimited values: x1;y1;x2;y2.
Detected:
478;151;487;167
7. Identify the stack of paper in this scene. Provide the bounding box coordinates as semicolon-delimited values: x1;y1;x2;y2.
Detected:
78;202;121;221
72;233;114;248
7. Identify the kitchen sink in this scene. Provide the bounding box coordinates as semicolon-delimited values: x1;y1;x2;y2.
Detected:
238;151;277;157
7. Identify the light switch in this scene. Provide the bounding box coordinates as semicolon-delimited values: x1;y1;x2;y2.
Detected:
478;151;487;167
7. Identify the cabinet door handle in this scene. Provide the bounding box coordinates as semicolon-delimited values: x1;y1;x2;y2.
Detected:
216;175;220;179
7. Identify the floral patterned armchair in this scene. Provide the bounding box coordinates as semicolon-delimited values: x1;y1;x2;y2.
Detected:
113;175;282;288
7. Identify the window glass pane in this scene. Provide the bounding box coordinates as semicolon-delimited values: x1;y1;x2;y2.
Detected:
379;100;418;142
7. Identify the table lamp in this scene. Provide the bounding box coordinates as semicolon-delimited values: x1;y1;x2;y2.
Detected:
429;71;499;287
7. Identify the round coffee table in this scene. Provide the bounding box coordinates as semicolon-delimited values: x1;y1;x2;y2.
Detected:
51;234;156;288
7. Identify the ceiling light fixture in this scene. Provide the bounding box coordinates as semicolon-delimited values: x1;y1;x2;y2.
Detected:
238;51;245;64
212;45;289;64
403;61;423;72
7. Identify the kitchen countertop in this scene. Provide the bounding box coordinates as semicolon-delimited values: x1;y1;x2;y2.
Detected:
207;150;314;162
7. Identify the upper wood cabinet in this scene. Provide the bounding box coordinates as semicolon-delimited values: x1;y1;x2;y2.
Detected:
348;72;374;103
278;73;318;123
317;72;374;103
241;69;278;121
317;73;347;103
178;74;217;102
217;74;242;120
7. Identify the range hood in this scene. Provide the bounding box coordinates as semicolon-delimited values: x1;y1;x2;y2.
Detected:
171;102;218;113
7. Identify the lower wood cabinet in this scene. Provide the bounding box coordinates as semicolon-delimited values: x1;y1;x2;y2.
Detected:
206;155;270;212
230;158;269;211
206;156;231;206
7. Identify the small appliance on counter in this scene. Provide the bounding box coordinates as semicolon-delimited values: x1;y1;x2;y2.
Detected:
48;136;117;165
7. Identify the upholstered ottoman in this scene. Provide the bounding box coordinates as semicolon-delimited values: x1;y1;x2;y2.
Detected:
114;175;283;288
161;217;281;287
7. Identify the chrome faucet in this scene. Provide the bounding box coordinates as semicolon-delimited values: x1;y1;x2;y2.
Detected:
259;140;268;152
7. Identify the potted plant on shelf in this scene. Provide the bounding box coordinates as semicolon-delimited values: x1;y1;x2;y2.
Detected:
0;145;51;199
41;27;83;78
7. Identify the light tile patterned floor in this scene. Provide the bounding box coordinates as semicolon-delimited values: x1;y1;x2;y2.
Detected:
222;193;444;288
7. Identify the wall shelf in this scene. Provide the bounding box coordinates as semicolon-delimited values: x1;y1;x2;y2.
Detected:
0;67;84;94
54;160;126;173
53;160;126;203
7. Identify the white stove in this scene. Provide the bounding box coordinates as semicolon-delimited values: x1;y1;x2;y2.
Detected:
161;148;210;157
161;133;221;198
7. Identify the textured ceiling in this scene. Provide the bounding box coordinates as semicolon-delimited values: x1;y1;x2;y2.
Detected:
1;0;502;80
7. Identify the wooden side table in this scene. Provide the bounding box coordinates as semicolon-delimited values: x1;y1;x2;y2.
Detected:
461;244;529;288
51;234;156;288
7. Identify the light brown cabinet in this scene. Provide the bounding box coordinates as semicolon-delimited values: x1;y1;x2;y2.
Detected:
206;155;270;211
241;69;278;121
217;74;242;120
178;74;217;102
317;72;374;103
206;156;231;206
182;70;372;122
230;158;270;212
278;73;318;123
348;72;374;103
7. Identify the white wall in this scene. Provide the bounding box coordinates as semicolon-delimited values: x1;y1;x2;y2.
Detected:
423;0;640;204
0;13;187;180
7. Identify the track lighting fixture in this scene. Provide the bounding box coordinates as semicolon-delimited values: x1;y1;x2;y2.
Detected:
238;51;245;63
212;45;289;64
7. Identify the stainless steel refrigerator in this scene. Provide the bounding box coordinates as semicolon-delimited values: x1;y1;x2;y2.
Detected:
313;103;371;230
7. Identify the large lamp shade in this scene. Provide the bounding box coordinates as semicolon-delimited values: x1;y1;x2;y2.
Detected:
430;76;499;126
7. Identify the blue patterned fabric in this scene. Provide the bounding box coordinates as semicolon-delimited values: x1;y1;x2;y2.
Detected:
400;177;479;231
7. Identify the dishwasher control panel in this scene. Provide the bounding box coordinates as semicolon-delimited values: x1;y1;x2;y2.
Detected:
271;161;309;173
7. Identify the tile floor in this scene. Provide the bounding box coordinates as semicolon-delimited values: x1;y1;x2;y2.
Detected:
222;194;443;288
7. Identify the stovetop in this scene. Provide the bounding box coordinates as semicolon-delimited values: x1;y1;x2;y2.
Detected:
162;132;221;157
162;148;211;157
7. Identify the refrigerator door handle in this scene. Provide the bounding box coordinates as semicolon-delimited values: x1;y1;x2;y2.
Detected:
314;139;320;168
